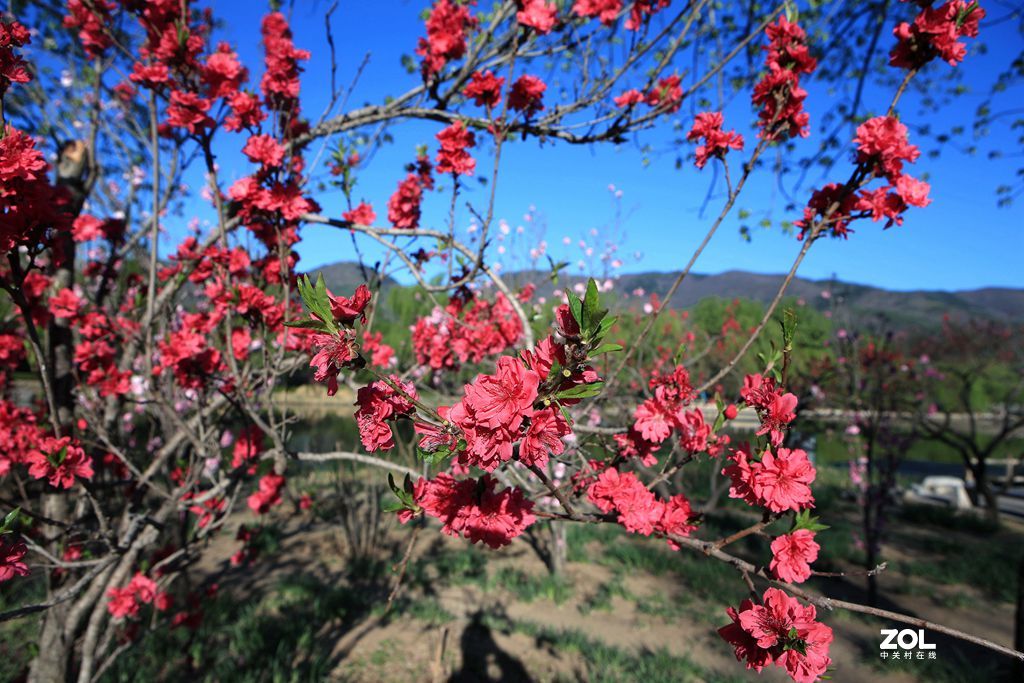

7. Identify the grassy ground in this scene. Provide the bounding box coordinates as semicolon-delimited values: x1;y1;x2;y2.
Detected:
3;463;1021;682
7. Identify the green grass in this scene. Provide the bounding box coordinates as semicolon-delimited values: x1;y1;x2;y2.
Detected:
480;612;745;683
101;574;374;682
892;531;1024;603
578;578;634;615
812;431;1024;467
898;503;1001;535
404;598;455;625
408;542;488;590
566;522;620;562
0;574;45;681
488;566;573;604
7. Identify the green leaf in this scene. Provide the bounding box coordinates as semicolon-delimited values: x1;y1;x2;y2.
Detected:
417;445;451;466
50;444;68;467
566;290;583;331
791;509;830;533
589;343;622;356
582;278;600;331
296;273;339;336
0;507;19;534
781;308;798;352
559;405;575;426
595;316;616;338
385;473;419;512
283;319;332;333
546;256;569;284
555;382;604;400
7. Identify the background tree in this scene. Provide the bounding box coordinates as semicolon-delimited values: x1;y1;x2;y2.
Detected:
915;318;1024;523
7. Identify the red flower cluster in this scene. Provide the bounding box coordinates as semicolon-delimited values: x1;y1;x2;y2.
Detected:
309;331;356;396
588;467;697;542
387;173;426;230
355;377;418;452
186;493;226;528
463;70;505;108
26;436;94;490
449;356;541;471
166;90;213;134
645;74;683;113
573;0;623;25
623;365;723;465
520;407;573;467
435;121;477;176
719;587;833;683
0;126;67;255
409;473;536;548
798;116;930;238
232;426;265;470
63;2;116;58
509;75;547;116
854;116;920;181
740;373;798;446
247;473;286;514
722;446;816;513
330;284;372;325
0;401;40;477
417;0;478;77
155;324;225;392
518;0;559;33
411;292;523;371
770;529;820;583
686;112;745;169
343;201;376;227
891;1;984;70
71;308;136;398
242;134;286;169
305;285;372;395
107;573;159;620
0;536;28;583
853;115;931;227
752;17;817;140
613;73;683;114
361;330;396;368
228;175;317;225
573;0;669;30
624;0;671;29
71;214;125;244
260;12;311;113
202;42;247;99
0;19;32;92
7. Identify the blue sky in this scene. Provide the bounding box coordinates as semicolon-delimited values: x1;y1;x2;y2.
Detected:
201;1;1023;293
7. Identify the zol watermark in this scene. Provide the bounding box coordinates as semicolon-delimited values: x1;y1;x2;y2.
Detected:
879;629;937;660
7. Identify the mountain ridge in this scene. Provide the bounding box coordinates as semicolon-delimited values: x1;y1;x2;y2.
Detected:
314;261;1024;329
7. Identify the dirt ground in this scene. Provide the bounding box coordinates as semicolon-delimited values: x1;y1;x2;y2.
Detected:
191;503;1019;683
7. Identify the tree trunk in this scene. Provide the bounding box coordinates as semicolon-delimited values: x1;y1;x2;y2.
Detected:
29;140;89;682
548;521;567;577
864;497;878;607
974;465;1001;524
28;603;72;683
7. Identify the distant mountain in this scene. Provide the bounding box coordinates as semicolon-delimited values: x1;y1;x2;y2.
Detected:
317;261;399;295
314;262;1024;330
618;271;1024;328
